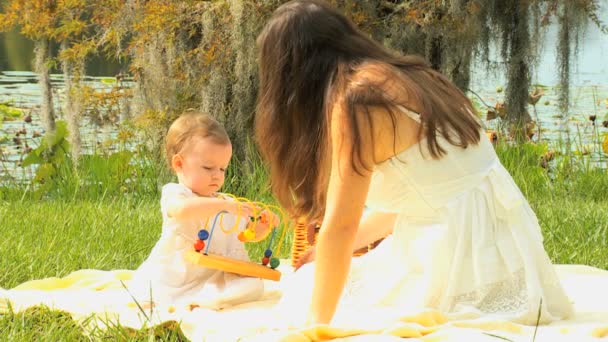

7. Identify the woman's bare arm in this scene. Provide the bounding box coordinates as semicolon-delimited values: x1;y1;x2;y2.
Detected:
307;102;376;325
294;210;395;270
352;210;396;251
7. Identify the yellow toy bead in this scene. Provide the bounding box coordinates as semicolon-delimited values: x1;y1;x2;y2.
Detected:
243;229;256;241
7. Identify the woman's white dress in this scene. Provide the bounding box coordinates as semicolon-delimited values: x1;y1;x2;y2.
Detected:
281;109;573;325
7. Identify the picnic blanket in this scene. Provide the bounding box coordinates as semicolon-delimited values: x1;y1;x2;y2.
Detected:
1;262;607;341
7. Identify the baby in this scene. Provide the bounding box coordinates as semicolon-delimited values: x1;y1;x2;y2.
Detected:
128;110;274;310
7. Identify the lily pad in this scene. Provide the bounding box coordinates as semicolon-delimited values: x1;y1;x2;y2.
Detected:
531;83;550;89
0;103;24;120
100;77;117;85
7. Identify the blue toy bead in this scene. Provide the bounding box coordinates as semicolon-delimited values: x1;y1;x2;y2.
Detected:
264;249;272;258
198;229;209;240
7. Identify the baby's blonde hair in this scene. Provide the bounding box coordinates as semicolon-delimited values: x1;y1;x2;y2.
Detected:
165;110;231;168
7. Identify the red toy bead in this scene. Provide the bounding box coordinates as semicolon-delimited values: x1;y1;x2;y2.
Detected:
194;239;205;251
260;212;269;224
262;257;270;265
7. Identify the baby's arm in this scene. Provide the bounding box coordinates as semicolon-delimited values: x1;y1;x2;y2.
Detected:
167;196;254;222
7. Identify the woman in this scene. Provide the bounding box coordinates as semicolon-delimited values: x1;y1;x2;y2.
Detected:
255;0;572;326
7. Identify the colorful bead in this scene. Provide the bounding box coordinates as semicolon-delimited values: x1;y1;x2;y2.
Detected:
262;257;270;265
237;231;247;242
264;249;272;258
260;212;269;224
194;239;205;251
243;229;256;241
269;257;280;269
198;229;209;240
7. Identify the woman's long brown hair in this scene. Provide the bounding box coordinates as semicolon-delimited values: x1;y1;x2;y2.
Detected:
255;0;481;221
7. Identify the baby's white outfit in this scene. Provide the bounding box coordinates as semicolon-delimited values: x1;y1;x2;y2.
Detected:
128;183;263;309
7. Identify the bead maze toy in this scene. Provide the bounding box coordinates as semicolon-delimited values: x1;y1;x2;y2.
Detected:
184;194;288;281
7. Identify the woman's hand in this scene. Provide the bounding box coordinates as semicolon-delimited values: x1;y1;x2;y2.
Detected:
294;247;316;271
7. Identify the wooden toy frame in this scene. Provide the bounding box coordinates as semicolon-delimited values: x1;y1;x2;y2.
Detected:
185;250;282;281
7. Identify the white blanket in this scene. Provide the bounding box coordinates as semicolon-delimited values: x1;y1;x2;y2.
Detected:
1;262;607;341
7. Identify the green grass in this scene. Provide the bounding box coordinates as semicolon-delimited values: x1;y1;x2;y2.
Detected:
0;196;292;341
0;197;292;290
0;141;607;340
0;307;90;341
0;306;188;341
537;198;608;267
495;140;608;269
0;199;160;289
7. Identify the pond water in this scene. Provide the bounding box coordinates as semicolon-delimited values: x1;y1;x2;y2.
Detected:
1;9;607;183
0;70;134;183
469;9;608;167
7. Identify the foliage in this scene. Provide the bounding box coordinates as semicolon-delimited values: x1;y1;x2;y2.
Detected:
2;0;606;160
81;81;133;126
20;121;72;198
332;0;605;135
15;120;166;200
93;0;279;162
0;102;24;128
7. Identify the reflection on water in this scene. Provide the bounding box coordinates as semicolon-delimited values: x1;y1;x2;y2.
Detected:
0;29;127;76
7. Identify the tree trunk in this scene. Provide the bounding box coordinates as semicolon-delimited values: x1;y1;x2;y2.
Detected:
228;0;258;164
504;1;531;140
557;3;571;143
427;35;443;71
33;39;56;137
449;57;472;92
61;40;85;164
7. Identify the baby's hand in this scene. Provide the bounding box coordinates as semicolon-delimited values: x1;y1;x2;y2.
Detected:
259;210;280;227
249;210;280;242
228;201;258;218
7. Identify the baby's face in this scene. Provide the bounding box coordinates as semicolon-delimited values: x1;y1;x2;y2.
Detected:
177;137;232;197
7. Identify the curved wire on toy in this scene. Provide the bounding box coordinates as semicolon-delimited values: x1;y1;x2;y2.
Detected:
192;193;290;270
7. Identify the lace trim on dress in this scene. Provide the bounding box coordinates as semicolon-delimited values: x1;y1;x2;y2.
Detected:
448;269;528;314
